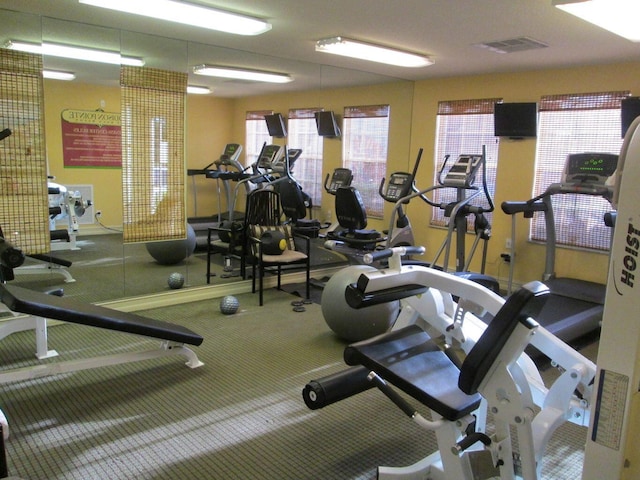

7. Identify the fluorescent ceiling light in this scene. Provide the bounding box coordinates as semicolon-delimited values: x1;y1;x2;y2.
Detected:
554;0;640;42
78;0;271;36
315;37;433;68
4;40;144;66
193;65;292;84
186;85;212;95
43;70;76;81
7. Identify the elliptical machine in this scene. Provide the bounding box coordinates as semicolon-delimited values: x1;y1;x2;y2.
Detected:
392;146;495;274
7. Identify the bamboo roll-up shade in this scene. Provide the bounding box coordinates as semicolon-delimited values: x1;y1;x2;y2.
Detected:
0;50;49;254
120;66;187;243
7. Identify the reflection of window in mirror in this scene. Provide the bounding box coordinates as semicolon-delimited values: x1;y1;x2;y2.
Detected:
245;110;273;168
287;108;324;207
342;105;390;217
151;117;169;211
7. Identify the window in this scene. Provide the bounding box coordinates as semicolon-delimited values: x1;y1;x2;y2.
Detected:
432;98;501;227
533;91;628;251
287;108;323;207
342;105;390;217
245;110;273;168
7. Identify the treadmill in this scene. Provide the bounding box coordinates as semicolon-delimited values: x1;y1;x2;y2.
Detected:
187;143;244;247
501;152;618;347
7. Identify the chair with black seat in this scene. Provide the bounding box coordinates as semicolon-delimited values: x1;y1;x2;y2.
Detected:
206;189;282;282
343;281;550;479
245;190;311;306
330;186;384;249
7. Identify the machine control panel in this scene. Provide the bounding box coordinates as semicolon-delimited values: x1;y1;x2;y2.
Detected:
257;144;283;169
442;154;483;188
562;152;618;186
384;172;414;201
326;168;353;194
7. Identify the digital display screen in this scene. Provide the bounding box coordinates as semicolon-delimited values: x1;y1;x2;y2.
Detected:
567;153;618;177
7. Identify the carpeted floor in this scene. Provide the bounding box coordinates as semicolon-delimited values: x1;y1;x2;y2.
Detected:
0;287;594;479
11;233;349;304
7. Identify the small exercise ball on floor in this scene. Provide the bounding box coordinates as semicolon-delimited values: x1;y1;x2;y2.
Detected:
167;272;185;289
321;265;399;342
146;224;197;265
220;295;240;315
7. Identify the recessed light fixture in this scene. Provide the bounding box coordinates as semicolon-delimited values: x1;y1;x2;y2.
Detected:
78;0;271;36
43;70;76;81
315;37;433;68
553;0;640;42
4;40;145;66
193;65;292;84
186;85;212;95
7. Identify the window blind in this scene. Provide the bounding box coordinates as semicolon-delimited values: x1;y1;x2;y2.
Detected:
533;91;628;250
342;104;390;218
287;108;323;207
245;110;273;168
121;66;187;243
0;50;49;254
432;98;501;228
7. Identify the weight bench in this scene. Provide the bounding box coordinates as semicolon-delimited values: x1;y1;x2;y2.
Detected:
0;283;204;436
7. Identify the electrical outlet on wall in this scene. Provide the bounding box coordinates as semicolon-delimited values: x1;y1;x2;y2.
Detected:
505;238;512;250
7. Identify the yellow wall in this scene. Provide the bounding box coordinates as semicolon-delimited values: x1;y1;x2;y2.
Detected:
42;60;640;288
43;81;235;225
408;62;640;286
43;81;123;227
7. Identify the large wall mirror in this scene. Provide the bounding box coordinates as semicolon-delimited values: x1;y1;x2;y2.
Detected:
0;7;415;304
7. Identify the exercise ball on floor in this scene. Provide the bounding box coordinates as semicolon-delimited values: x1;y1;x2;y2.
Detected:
146;224;197;265
321;265;399;342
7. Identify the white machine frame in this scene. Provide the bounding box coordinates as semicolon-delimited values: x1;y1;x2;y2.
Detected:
581;117;640;479
346;246;595;479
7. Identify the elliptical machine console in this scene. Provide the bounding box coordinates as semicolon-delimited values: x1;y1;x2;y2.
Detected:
441;154;483;188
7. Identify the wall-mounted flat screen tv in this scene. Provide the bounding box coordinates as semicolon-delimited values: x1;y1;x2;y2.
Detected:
621;97;640;138
494;102;537;139
265;113;287;138
315;110;341;137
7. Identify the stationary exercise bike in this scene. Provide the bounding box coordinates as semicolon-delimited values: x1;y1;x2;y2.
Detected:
303;246;596;480
324;149;426;255
378;148;425;248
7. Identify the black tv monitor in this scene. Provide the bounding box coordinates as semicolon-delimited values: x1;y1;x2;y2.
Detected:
621;97;640;138
494;102;537;139
315;111;341;137
265;113;287;138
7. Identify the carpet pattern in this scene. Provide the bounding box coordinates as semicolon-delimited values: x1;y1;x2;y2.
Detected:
11;234;348;304
0;287;593;479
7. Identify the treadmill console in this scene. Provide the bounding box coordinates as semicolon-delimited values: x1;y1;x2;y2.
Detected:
217;143;243;165
562;152;618;186
442;154;483;188
257;144;284;169
383;172;414;201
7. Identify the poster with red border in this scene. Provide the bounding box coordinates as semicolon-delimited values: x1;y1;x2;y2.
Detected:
61;109;121;167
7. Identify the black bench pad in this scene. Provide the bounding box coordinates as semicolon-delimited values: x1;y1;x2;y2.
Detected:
344;325;481;421
0;284;203;346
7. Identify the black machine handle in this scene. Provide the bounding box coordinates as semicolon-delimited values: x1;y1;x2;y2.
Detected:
501;200;548;217
0;128;11;142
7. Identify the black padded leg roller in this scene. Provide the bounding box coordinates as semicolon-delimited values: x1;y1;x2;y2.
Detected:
302;365;374;410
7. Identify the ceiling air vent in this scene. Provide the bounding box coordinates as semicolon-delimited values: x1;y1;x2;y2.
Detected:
475;37;549;54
